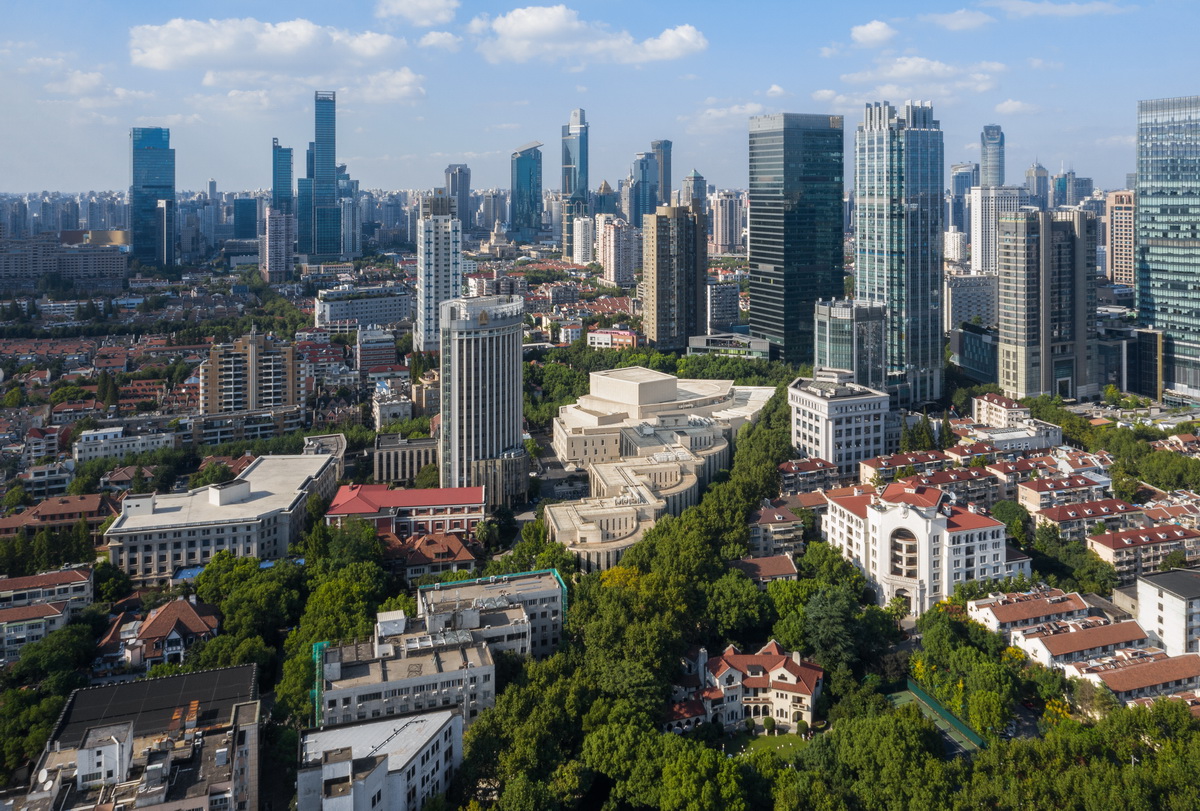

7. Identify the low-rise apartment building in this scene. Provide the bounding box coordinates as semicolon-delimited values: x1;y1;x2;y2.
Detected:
966;588;1090;637
1017;474;1108;512
1089;526;1200;585
1065;649;1200;706
72;427;175;463
1011;618;1149;669
0;566;92;616
326;485;487;538
0;601;70;663
779;458;838;495
105;455;338;582
373;435;440;485
1035;499;1145;543
858;450;949;486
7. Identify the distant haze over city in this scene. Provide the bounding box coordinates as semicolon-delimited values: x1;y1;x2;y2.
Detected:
0;1;1192;192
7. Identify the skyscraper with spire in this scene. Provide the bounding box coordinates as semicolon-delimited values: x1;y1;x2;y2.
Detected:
855;101;945;406
561;109;589;256
980;124;1005;187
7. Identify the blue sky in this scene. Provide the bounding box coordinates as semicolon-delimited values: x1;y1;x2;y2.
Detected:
0;0;1191;193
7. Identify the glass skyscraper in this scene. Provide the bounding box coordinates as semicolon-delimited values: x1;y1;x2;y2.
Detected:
747;113;845;366
510;142;543;241
296;92;340;257
981;124;1005;187
561;109;588;255
855;101;945;407
129;127;175;266
651;139;672;205
949;162;979;232
1137;95;1200;397
271;137;293;215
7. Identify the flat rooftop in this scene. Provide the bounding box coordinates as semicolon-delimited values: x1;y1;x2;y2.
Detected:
52;665;257;749
107;455;331;533
302;710;455;773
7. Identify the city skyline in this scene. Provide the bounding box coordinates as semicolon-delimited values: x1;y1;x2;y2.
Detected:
0;0;1184;193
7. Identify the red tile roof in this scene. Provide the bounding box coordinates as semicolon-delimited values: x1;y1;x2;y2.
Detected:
382;533;477;568
1036;621;1147;656
328;484;487;515
881;482;944;509
0;600;68;623
1090;525;1200;551
944;507;1004;532
1037;499;1141;523
137;599;219;645
0;567;90;593
730;555;798;579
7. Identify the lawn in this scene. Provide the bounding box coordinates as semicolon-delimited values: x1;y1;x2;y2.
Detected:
721;730;809;759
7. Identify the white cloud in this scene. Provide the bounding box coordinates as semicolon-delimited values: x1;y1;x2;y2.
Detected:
843;56;961;83
982;0;1128;17
812;89;837;102
1096;134;1136;147
1028;57;1063;69
418;31;462;51
348;68;426;103
184;89;275;114
136;112;204;127
995;98;1039;114
820;44;843;58
850;20;897;47
471;6;707;64
375;0;459;26
920;9;996;30
766;83;786;98
680;101;764;134
129;18;402;72
44;70;104;95
78;87;155;109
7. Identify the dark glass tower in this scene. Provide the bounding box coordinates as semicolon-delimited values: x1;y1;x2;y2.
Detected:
651;139;673;205
747;113;845;366
271;137;293;215
510;142;543;241
949;162;979;232
1137;95;1200;398
626;152;659;228
445;164;471;228
561;108;588;255
855;101;945;407
981;124;1005;187
232;198;257;239
311;91;340;257
129;127;175;266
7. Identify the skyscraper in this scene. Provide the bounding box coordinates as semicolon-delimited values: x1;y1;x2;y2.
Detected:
439;295;528;508
980;124;1005;187
1106;190;1135;286
682;169;706;211
572;216;595;265
1025;162;1050;210
624;152;659;228
651;139;673;205
748;113;845;365
596;214;636;287
260;206;294;284
855;101;945;406
232;198;257;240
198;331;301;415
271;138;293;215
129;127;175;266
997;210;1097;400
445;164;471;229
295;91;340;258
561;109;589;256
711;191;743;254
510;142;543;241
813;299;887;390
1137;96;1200;397
414;191;463;352
949;162;979;232
969;185;1029;274
643;203;706;351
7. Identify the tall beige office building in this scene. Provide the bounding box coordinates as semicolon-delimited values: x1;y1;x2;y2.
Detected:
643;203;706;351
997;210;1098;401
198;331;301;414
1106;190;1135;286
438;295;528;508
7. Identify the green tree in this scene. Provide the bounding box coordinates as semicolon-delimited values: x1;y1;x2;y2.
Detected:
190;462;235;489
1159;549;1190;571
414;463;440;489
3;483;31;511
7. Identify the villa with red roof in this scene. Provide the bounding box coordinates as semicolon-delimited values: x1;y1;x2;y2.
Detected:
326;484;487;538
666;641;825;734
823;482;1031;615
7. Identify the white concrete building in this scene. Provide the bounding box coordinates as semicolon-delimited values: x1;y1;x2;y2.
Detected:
417;570;566;658
825;482;1031;615
972;392;1030;429
260;206;294;284
438;296;528;508
789;371;891;482
1012;618;1149;669
571;216;595;264
969;185;1028;274
595;214;637;288
315;284;410;328
943;271;998;332
105;455;339;582
1134;569;1200;656
966;587;1090;637
73;427;175;463
298;710;462;811
414;195;463;352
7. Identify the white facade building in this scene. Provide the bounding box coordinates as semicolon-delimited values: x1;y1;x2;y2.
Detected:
825;482;1031;615
710;190;743;254
73;427;175;463
595;214;636;288
1134;569;1200;656
438;296;527;508
789;371;891;482
104;455;338;582
571;216;595;265
260;207;294;284
969;185;1029;274
943;271;998;332
298;711;462;811
315;284;410;328
414;199;463;352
